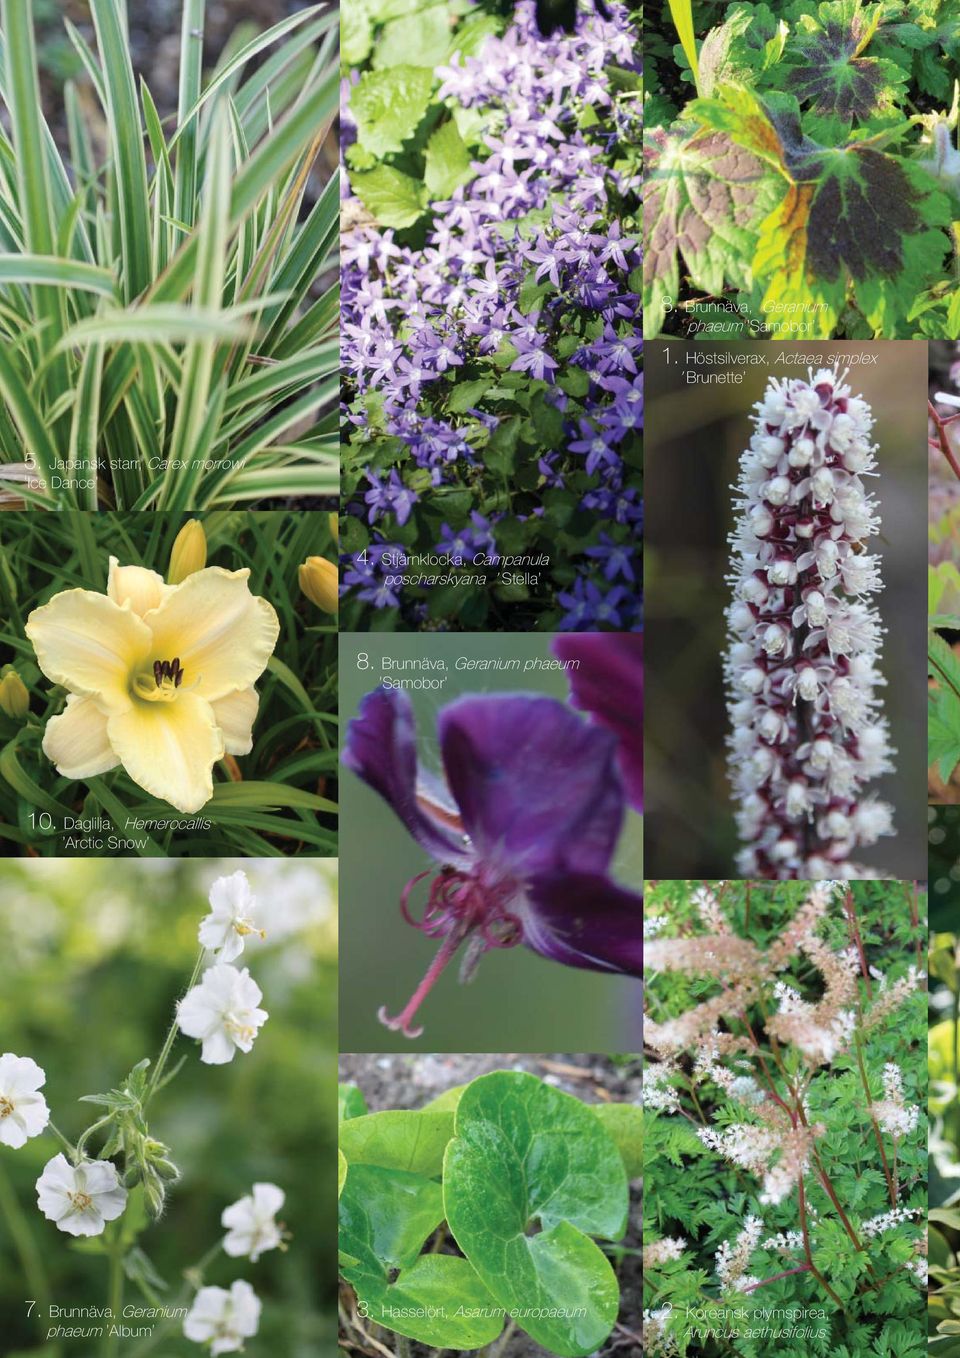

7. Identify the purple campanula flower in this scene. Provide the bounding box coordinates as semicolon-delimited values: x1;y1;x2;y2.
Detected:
343;686;642;1037
585;532;637;583
364;469;418;527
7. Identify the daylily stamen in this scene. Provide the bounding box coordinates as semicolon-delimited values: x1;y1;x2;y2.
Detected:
153;657;184;688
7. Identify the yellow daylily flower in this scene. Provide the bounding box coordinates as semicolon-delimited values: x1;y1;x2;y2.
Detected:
25;558;280;814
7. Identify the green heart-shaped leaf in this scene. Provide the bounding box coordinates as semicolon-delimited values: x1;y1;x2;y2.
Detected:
342;1164;444;1270
339;1109;455;1177
443;1071;627;1357
340;1164;503;1350
339;1083;368;1122
593;1103;642;1178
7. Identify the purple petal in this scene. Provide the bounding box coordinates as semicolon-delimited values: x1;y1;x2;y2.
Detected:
553;635;643;811
438;694;624;880
523;872;643;977
342;688;472;868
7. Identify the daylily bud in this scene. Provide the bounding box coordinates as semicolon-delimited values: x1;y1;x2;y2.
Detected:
328;512;339;544
168;520;207;584
0;667;29;720
299;556;338;614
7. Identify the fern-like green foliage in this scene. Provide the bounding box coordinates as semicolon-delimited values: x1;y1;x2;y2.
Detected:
644;880;927;1357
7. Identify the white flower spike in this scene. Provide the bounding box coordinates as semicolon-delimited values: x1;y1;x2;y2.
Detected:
222;1182;285;1261
0;1053;50;1149
723;365;895;879
36;1153;127;1237
177;964;268;1065
199;871;264;963
184;1280;262;1356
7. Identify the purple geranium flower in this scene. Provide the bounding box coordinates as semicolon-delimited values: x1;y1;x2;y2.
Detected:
553;634;643;812
343;687;642;1037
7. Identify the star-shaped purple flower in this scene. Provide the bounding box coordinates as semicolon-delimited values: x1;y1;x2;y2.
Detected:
343;686;642;1037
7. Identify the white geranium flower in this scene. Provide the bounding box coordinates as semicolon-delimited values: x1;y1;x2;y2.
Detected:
184;1280;262;1355
36;1153;127;1237
222;1182;285;1261
0;1053;50;1148
199;871;264;963
177;965;268;1065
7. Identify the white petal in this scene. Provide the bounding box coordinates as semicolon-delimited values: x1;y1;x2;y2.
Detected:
42;694;120;779
200;1029;237;1065
177;991;220;1041
252;1182;284;1216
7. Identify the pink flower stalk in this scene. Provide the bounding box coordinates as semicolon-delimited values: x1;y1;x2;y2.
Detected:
723;365;896;879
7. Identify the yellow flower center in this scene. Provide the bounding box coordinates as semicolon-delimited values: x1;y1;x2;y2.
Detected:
234;919;266;940
68;1190;93;1212
0;1096;13;1119
131;658;185;704
224;1014;256;1043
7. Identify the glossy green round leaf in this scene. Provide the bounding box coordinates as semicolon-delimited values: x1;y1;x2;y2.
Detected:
339;1109;454;1177
339;1083;369;1122
338;1149;348;1199
444;1072;627;1357
422;1082;467;1114
341;1164;444;1270
339;1165;503;1350
593;1103;642;1178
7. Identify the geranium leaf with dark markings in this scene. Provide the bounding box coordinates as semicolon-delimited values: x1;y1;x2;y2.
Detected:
689;86;952;336
784;2;905;123
642;121;780;336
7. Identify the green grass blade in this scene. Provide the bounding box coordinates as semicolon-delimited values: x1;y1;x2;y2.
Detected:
174;0;205;232
0;346;60;499
0;255;117;296
91;0;152;300
1;0;67;378
162;104;233;509
666;0;702;97
68;343;104;510
53;306;253;355
167;6;331;154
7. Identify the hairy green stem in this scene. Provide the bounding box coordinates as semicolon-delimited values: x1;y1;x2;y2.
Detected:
47;1118;80;1162
128;1243;223;1358
146;947;206;1105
